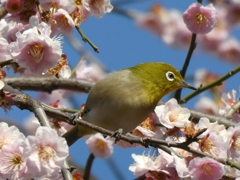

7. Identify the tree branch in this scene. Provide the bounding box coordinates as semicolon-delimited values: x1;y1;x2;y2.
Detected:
4;76;94;93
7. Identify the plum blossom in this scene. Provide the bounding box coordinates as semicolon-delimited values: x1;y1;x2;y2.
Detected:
183;3;217;34
0;37;11;61
87;0;113;18
196;131;228;158
226;125;240;162
129;150;178;179
0;122;25;150
129;152;163;177
217;38;240;64
172;153;190;178
75;60;106;81
0;19;25;43
188;157;224;180
200;8;229;53
51;8;75;36
135;6;165;36
219;89;237;116
86;133;114;158
0;139;31;180
8;18;62;74
1;0;24;15
25;126;69;178
39;0;75;13
226;0;240;27
195;97;218;115
58;65;71;79
155;98;191;129
195;117;227;141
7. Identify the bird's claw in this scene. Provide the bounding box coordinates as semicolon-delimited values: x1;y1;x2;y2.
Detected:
111;128;123;143
70;111;82;125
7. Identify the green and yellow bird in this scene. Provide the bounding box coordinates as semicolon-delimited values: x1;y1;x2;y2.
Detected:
63;62;196;146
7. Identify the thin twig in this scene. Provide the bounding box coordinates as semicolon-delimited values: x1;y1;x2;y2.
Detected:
174;33;197;101
75;26;99;53
65;34;106;72
180;66;240;104
83;154;95;180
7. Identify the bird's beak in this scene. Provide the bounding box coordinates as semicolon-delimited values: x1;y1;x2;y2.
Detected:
180;81;197;90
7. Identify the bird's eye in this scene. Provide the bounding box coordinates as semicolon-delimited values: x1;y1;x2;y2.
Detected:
166;71;175;82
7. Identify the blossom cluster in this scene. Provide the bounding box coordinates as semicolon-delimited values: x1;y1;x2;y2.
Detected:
0;0;113;76
135;1;240;64
0;122;69;179
128;93;240;180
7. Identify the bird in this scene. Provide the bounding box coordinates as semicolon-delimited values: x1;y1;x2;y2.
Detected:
63;62;196;146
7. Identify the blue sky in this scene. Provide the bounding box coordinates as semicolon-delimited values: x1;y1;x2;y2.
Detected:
1;0;240;179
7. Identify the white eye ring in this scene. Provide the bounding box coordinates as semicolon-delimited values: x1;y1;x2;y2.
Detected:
166;71;175;82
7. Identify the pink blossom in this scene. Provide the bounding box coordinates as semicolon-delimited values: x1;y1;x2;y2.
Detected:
188;157;224;180
51;8;75;36
1;0;24;15
226;125;240;162
0;19;25;43
86;0;113;18
168;17;192;48
0;122;25;150
129;153;161;176
155;98;191;129
135;10;164;36
0;139;32;179
73;0;90;11
217;38;240;64
172;153;190;178
0;37;11;61
24;114;73;136
8;20;62;74
219;89;237;116
226;1;240;27
75;60;106;81
183;3;217;34
39;0;75;13
134;126;155;137
162;10;193;48
25;126;69;178
195;118;227;141
196;131;228;158
200;8;229;53
129;150;178;179
86;133;114;158
195;97;218;115
58;65;71;79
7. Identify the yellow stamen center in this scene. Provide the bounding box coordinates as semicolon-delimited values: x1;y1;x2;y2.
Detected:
29;43;44;63
38;146;55;160
75;0;83;6
12;154;23;168
202;163;212;175
232;136;240;151
168;109;181;122
196;13;205;24
95;139;106;151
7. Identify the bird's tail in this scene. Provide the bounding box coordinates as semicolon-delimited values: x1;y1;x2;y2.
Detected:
62;126;82;146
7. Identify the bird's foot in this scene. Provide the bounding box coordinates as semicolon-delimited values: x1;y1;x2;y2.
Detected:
70;111;82;125
111;128;123;143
